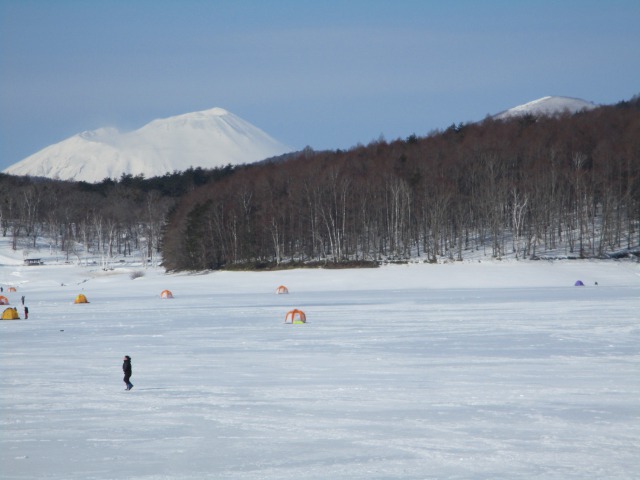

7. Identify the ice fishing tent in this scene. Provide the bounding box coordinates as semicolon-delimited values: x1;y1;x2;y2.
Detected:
0;296;9;305
74;294;89;304
574;280;585;286
284;309;306;324
160;290;173;299
8;287;16;292
2;307;20;320
275;285;289;294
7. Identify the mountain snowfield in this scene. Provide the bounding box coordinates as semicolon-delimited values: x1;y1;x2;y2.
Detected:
1;236;639;479
5;96;599;183
3;108;293;183
492;96;597;120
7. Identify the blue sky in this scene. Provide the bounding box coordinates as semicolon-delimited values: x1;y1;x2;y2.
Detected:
1;0;639;170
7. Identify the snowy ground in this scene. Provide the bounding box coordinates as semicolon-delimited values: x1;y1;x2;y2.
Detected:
1;244;639;479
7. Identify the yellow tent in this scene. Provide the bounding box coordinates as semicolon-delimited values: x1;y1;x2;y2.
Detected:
160;289;173;299
275;285;289;294
0;295;9;305
2;307;20;320
74;294;89;304
284;309;306;324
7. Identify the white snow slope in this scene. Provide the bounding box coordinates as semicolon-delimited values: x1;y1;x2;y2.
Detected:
1;241;639;479
3;108;293;183
493;96;597;120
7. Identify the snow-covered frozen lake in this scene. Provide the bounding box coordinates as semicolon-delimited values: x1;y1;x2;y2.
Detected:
1;256;639;479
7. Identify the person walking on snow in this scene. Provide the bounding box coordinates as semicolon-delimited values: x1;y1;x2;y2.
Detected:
24;306;28;319
122;355;133;390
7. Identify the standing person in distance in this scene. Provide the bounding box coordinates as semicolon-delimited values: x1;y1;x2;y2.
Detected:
122;355;133;390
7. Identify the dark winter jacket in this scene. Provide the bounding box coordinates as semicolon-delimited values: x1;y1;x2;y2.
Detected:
123;358;132;377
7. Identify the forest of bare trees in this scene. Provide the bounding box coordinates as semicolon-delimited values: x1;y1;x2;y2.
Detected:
0;167;232;266
162;101;640;270
1;99;639;271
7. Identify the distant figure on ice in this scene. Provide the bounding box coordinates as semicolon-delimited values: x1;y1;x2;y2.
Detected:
24;306;28;319
21;296;25;305
122;355;133;391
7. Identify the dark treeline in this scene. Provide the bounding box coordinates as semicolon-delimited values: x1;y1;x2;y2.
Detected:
0;166;235;264
162;101;640;270
2;99;639;270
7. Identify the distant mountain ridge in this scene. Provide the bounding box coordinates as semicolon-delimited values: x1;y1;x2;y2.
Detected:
4;97;599;183
3;108;293;183
492;96;597;120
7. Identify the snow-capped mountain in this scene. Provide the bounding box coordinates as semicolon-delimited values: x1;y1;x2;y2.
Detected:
493;96;597;120
4;108;293;183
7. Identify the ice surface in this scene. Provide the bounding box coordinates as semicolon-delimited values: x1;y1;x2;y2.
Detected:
1;245;638;479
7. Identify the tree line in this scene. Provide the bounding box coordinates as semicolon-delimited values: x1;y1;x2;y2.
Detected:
1;97;638;271
0;166;234;266
162;100;640;270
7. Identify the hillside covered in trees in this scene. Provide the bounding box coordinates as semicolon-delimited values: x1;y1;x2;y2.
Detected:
1;97;638;271
162;99;640;270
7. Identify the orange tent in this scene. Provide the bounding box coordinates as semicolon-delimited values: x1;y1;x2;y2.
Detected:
0;296;9;305
74;294;89;304
160;290;173;299
8;287;17;292
275;285;289;294
284;309;306;324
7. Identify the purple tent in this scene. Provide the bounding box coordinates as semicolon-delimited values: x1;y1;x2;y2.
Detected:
574;280;585;286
